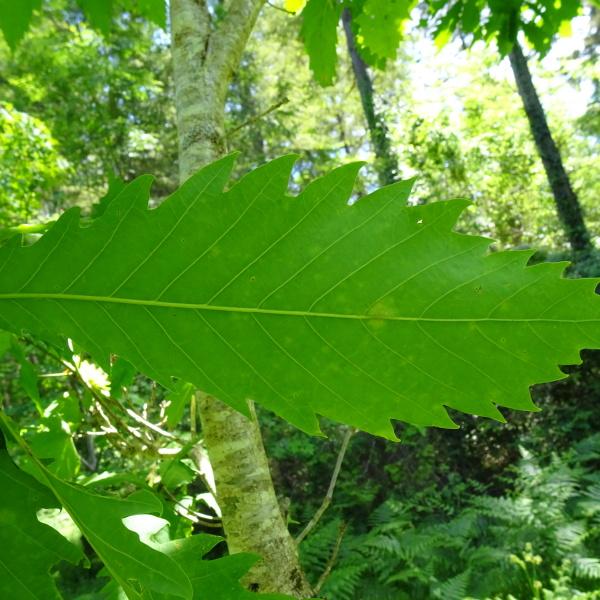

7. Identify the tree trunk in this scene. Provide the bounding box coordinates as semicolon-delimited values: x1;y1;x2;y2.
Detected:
170;1;311;596
508;41;591;254
341;7;399;186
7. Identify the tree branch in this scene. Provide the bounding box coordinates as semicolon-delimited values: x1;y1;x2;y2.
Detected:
314;522;348;595
265;1;296;14
295;427;354;545
226;96;289;137
207;0;266;83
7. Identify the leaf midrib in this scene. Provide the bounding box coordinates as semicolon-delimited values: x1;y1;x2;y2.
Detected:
1;292;597;324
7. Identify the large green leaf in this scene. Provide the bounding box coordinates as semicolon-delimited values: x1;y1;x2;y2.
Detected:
143;531;289;599
0;422;292;599
0;155;599;439
97;526;291;599
40;477;193;599
0;434;83;599
0;414;192;599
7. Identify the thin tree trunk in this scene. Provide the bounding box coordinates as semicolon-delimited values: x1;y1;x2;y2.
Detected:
509;41;591;254
169;1;311;595
341;7;399;186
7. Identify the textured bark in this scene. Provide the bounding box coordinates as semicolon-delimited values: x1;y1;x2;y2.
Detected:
509;41;591;254
198;396;312;595
170;0;312;595
342;8;399;186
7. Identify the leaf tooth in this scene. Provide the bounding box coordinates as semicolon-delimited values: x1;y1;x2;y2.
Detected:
160;153;237;216
447;398;509;422
434;198;472;230
526;259;571;279
362;177;416;208
102;175;154;217
43;206;81;242
228;154;298;200
298;161;363;206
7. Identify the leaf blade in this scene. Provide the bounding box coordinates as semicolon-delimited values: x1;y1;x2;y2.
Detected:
0;155;599;438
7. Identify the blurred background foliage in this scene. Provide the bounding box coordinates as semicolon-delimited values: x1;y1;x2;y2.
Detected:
1;0;599;598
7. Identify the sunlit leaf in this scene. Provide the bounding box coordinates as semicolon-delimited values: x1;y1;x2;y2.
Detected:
0;155;599;440
284;0;306;13
354;0;416;61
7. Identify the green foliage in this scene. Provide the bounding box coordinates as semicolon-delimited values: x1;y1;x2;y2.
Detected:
0;10;176;206
298;0;415;84
30;458;193;598
0;0;166;48
302;436;600;599
296;0;588;86
0;102;66;226
26;415;81;479
353;0;416;61
0;424;290;599
165;380;195;429
0;440;83;599
0;3;598;599
424;0;584;56
148;535;288;600
1;155;599;439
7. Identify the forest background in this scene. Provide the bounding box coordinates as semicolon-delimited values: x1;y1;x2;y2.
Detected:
1;0;600;598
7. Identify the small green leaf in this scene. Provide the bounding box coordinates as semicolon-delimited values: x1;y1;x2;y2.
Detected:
165;380;195;428
136;0;167;29
434;27;452;49
152;534;290;599
461;0;480;34
56;394;82;425
27;417;80;479
300;0;342;86
40;478;193;599
159;459;195;489
110;356;137;398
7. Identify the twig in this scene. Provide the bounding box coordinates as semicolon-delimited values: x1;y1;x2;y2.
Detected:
161;485;223;529
0;220;56;238
314;522;348;595
226;96;289;137
295;427;354;544
125;407;175;439
26;336;188;446
266;1;297;14
190;391;198;436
